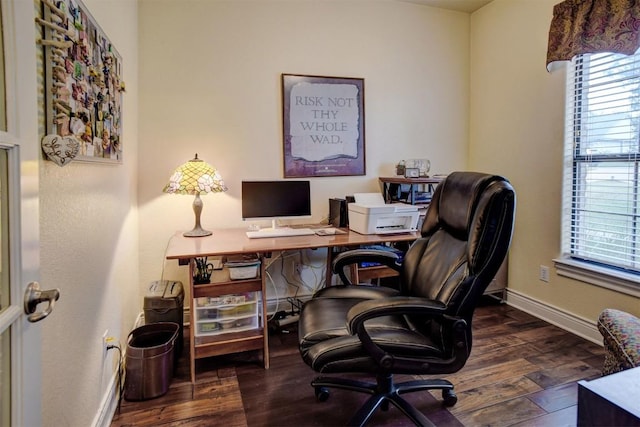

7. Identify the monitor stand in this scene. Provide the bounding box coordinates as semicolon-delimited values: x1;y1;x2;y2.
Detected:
261;219;289;231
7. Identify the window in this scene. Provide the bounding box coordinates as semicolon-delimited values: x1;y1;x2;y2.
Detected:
560;49;640;291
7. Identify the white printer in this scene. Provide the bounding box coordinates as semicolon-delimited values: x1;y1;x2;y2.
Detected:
348;193;420;235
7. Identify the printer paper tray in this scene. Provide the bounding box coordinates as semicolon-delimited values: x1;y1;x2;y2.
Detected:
375;229;414;234
355;228;415;235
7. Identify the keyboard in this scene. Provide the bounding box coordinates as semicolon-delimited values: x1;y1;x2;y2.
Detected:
246;228;316;239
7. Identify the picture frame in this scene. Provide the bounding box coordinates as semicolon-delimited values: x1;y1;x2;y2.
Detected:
41;0;124;164
281;74;365;178
404;168;420;178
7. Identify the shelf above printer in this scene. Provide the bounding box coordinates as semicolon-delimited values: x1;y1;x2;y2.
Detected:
379;176;444;206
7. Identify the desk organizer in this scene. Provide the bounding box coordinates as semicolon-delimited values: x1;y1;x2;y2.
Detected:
194;292;259;336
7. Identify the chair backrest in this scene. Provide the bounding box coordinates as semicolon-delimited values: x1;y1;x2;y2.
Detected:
400;172;516;321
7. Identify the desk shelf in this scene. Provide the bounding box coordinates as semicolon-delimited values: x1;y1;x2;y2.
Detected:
355;265;399;283
192;277;262;299
194;329;265;360
188;260;268;383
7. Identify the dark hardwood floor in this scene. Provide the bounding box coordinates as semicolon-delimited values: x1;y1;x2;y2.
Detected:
111;299;605;426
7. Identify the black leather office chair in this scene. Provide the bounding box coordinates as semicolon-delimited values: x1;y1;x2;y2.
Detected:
298;171;516;426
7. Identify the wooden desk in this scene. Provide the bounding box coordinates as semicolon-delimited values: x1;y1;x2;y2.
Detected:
165;228;419;383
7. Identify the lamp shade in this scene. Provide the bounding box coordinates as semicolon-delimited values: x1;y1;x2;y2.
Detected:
163;154;227;195
163;154;227;237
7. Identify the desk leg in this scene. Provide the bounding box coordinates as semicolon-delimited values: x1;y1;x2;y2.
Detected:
351;264;360;284
260;257;270;369
190;335;196;384
189;261;196;384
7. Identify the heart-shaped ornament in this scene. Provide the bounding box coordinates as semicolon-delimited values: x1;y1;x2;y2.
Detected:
41;134;80;166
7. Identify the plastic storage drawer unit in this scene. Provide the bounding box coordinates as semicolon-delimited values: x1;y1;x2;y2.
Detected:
144;280;184;358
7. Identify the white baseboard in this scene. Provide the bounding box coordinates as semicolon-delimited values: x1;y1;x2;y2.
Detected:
91;365;120;427
93;313;142;427
506;289;603;346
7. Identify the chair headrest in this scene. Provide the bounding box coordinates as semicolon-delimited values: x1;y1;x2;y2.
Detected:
425;172;508;239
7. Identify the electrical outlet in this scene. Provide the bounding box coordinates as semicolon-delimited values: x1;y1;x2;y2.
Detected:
539;265;550;283
102;329;109;361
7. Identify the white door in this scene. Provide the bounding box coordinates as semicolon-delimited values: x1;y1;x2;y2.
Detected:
0;1;49;426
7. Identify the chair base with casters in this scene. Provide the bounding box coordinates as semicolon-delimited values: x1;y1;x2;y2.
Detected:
312;374;457;427
298;172;516;427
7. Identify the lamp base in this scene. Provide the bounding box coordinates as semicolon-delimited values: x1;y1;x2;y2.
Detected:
183;226;212;238
184;193;212;237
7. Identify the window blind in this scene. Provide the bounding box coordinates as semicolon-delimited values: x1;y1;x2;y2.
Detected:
563;50;640;274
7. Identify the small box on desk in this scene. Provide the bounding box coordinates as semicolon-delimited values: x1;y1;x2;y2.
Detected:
225;254;261;280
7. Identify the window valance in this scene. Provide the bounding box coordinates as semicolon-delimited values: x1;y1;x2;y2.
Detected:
546;0;640;70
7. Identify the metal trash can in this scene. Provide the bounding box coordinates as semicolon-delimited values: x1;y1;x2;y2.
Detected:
144;280;184;358
124;322;179;401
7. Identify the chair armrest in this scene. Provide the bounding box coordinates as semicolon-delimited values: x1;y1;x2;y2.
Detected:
345;297;467;371
332;249;401;285
346;296;447;333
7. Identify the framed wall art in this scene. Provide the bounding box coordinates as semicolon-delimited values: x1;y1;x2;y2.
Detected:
39;0;124;164
281;74;365;178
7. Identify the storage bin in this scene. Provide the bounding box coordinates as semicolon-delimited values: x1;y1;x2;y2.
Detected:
197;297;221;307
198;321;220;334
217;306;237;318
234;317;253;328
201;308;218;319
219;319;236;329
236;302;256;316
124;322;179;401
227;261;261;280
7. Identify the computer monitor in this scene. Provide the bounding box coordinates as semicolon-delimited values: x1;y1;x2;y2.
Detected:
242;180;311;229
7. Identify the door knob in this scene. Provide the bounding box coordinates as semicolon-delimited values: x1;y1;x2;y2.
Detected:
23;282;60;323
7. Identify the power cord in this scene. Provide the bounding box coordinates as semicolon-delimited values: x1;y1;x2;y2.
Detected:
106;340;124;414
298;249;326;294
159;236;172;284
264;269;279;321
264;251;287;321
279;253;303;302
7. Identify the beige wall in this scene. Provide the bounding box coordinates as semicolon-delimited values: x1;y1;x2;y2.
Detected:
469;0;640;320
38;0;139;425
31;0;640;424
137;0;471;301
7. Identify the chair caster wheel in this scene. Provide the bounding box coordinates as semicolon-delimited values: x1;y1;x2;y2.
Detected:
442;389;457;407
315;386;330;402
